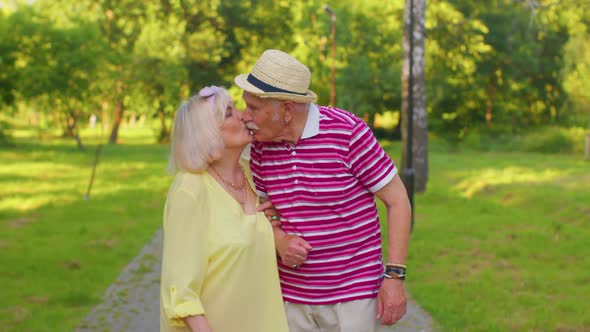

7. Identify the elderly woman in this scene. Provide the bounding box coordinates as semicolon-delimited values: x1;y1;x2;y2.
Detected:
160;86;288;332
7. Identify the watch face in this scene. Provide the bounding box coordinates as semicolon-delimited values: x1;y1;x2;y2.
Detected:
385;266;406;278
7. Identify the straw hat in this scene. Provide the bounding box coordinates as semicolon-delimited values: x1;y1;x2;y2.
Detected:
234;50;317;103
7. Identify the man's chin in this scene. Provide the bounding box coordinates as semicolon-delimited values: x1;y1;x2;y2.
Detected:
251;131;273;142
252;132;263;141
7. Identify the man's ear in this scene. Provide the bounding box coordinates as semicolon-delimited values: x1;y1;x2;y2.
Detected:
282;100;296;123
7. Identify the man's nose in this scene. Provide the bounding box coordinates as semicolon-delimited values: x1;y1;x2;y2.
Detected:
241;109;252;122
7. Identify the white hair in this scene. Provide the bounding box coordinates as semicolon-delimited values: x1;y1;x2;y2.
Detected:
166;88;232;175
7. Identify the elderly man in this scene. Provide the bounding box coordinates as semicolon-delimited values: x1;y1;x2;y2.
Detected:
235;49;412;332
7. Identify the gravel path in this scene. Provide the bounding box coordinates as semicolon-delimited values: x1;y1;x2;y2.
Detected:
76;229;435;332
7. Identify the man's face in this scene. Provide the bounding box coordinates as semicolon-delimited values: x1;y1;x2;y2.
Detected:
241;91;284;142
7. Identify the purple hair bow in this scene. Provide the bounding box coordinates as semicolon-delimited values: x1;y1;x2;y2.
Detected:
199;86;222;109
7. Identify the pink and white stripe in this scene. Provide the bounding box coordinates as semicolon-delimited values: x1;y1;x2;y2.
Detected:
250;106;397;305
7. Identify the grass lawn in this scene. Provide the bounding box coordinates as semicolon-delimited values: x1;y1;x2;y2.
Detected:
1;129;588;331
380;143;590;331
0;128;170;331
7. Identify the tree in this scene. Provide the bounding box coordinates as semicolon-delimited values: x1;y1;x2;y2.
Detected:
563;32;590;126
0;7;20;144
401;0;428;193
5;4;105;149
335;1;404;127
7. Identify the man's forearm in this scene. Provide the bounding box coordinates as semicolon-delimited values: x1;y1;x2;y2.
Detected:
374;175;412;266
386;206;412;265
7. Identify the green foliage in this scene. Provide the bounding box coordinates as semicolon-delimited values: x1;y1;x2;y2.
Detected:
563;31;590;126
425;0;588;142
2;0;589;144
0;11;18;106
518;127;584;154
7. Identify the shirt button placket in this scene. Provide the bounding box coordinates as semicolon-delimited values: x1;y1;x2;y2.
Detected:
291;150;297;184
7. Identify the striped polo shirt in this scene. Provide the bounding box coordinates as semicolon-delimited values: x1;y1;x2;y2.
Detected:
250;104;397;305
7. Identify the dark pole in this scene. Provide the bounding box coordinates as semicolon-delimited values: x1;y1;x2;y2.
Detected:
324;4;336;106
405;0;416;228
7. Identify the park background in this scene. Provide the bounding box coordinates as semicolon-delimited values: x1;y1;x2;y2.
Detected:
0;0;589;331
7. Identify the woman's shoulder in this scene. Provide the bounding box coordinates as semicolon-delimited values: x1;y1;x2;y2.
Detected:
169;171;209;196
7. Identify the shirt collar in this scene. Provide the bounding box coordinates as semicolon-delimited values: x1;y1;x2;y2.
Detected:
301;104;320;139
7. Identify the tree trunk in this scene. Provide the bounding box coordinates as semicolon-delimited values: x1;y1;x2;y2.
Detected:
109;80;125;144
391;113;402;140
486;81;495;128
401;0;428;193
363;112;376;129
108;99;123;144
158;108;170;143
63;115;75;138
65;112;84;151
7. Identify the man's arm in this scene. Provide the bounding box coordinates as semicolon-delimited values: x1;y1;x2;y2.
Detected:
272;227;312;268
378;174;412;266
374;174;412;325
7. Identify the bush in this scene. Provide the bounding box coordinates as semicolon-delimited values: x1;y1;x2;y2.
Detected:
520;127;572;153
461;126;587;154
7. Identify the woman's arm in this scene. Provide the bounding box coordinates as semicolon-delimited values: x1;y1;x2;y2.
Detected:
183;315;213;332
161;184;210;328
257;199;311;267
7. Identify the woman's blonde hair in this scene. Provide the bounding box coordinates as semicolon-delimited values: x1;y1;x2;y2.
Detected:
167;87;232;174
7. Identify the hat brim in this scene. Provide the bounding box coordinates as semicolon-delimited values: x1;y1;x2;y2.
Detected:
234;74;317;103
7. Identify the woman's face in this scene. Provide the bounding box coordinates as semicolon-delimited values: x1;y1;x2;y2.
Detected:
220;103;252;149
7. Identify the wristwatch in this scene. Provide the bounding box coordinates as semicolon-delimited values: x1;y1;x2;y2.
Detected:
384;265;406;280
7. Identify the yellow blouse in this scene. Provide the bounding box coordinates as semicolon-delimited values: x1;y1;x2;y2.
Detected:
159;164;288;332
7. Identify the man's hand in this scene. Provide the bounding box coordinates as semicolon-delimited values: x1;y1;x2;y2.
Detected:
275;233;312;268
376;279;407;325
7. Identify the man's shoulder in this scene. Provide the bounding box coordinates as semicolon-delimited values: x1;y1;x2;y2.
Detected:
317;106;364;128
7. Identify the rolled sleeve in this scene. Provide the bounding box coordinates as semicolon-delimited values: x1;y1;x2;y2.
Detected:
348;121;397;192
160;185;209;326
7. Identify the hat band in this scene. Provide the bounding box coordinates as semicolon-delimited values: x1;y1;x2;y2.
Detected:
247;74;307;96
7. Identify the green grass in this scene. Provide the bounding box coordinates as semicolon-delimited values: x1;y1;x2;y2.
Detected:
1;127;588;331
0;128;170;331
380;145;590;331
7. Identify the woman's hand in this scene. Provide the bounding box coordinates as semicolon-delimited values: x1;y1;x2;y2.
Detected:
183;314;213;332
257;199;281;227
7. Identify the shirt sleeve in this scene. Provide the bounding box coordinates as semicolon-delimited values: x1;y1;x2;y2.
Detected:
249;142;268;198
160;183;209;327
348;120;397;193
